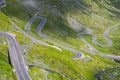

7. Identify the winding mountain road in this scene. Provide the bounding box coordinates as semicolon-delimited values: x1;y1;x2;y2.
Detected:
0;32;31;80
11;12;120;60
10;21;49;46
75;0;120;47
90;23;120;46
77;23;120;60
79;36;120;60
78;22;120;47
24;16;84;59
25;17;46;33
24;13;120;60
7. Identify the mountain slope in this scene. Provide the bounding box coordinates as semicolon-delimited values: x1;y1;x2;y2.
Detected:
0;0;120;80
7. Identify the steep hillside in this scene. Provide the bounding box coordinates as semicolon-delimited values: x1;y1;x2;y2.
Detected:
0;0;120;80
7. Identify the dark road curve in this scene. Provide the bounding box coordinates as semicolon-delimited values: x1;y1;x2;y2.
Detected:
25;17;46;32
0;32;31;80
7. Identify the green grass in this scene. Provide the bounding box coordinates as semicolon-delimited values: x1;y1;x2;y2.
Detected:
25;44;116;80
83;27;120;55
0;61;14;80
29;67;69;80
0;43;15;80
0;12;15;32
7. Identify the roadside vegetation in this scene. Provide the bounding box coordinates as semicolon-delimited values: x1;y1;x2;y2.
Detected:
26;44;116;80
0;37;15;80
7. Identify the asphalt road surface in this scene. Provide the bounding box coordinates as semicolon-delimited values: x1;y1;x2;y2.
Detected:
24;15;83;59
0;32;31;80
11;12;120;60
10;21;49;46
77;23;120;60
25;17;46;33
90;23;120;46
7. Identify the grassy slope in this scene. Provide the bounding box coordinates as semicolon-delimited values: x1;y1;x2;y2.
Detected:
28;0;120;55
78;0;120;55
2;0;120;54
26;44;115;80
0;12;15;80
0;0;120;80
0;43;14;80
